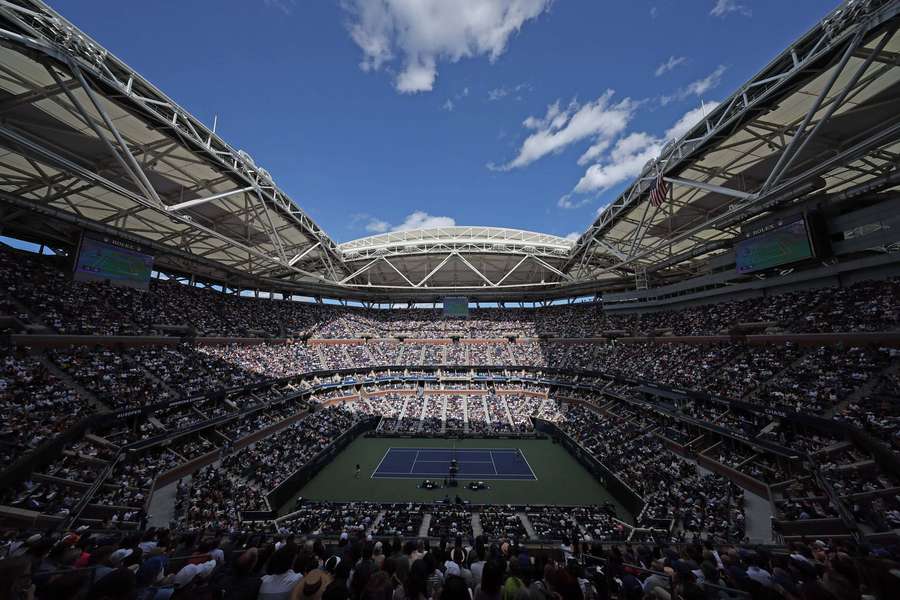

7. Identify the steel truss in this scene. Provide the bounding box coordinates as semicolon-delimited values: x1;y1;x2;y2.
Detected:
0;0;897;299
337;227;575;291
0;0;345;285
566;0;900;283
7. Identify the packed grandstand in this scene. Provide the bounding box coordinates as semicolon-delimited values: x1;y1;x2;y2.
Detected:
2;1;900;600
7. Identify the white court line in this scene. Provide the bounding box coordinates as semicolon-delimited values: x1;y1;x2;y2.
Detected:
370;448;392;480
518;448;539;481
383;447;519;452
372;447;527;478
414;459;495;463
371;472;527;478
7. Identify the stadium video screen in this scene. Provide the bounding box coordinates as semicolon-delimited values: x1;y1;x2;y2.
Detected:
735;218;814;275
442;296;469;318
74;236;154;289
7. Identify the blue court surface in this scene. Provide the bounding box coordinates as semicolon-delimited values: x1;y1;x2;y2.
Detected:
372;448;537;480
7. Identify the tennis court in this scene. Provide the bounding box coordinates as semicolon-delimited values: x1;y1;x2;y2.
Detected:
371;447;537;480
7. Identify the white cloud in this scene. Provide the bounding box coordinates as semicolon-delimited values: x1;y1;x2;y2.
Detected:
564;231;581;241
649;6;659;18
263;0;296;15
557;194;591;209
365;211;457;233
710;0;751;17
342;0;553;94
660;65;726;105
488;82;531;101
490;91;635;170
393;211;456;230
365;218;391;233
442;98;455;111
573;133;662;194
664;100;720;140
570;103;718;197
396;59;437;93
488;87;509;101
686;65;726;96
655;56;686;77
577;139;611;166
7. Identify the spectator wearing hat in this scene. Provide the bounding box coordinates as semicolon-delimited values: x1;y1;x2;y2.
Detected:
291;566;333;600
171;558;216;598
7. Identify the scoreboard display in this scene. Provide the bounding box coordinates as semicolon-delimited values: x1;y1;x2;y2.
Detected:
735;218;815;275
74;235;154;290
442;296;469;318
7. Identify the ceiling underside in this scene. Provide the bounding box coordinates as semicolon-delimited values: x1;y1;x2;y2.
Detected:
0;0;897;299
568;0;900;284
337;227;578;290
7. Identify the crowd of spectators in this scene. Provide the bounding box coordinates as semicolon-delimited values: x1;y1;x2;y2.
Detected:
4;247;900;600
278;502;380;537
477;506;528;540
0;347;91;468
1;521;897;600
220;408;361;501
3;244;898;340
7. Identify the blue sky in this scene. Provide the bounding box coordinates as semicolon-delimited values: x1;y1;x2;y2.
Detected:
49;0;837;243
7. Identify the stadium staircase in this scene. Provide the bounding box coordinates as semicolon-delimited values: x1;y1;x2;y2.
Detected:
470;512;482;538
518;512;537;539
503;344;516;364
3;294;54;334
698;345;748;387
418;397;429;433
396;398;410;424
315;344;329;368
739;346;813;401
38;354;107;412
366;510;386;536
828;357;900;418
418;514;431;538
463;397;470;434
122;352;180;401
500;396;515;428
440;397;448;434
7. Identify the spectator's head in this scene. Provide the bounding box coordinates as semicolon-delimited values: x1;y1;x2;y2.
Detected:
268;544;298;576
480;560;505;595
235;547;259;574
442;575;470;600
86;568;136;600
404;559;429;600
0;557;33;600
360;570;392;600
297;568;334;600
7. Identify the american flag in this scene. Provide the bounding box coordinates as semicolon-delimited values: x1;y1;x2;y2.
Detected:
649;173;669;208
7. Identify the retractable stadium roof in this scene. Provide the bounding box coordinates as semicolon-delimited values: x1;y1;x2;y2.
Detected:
0;0;898;302
567;0;900;288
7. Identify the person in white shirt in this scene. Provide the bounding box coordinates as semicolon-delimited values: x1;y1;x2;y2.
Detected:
746;558;773;588
258;545;303;600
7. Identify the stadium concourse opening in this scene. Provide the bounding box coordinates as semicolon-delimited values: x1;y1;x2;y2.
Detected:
372;447;537;480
